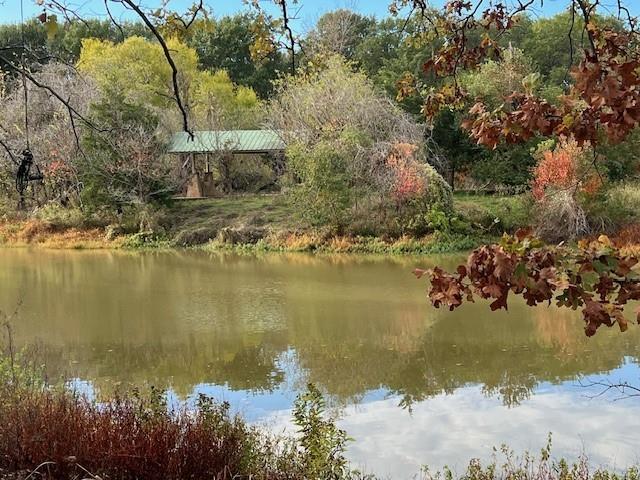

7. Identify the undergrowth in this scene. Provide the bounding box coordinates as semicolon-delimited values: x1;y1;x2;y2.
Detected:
420;436;639;480
1;341;639;479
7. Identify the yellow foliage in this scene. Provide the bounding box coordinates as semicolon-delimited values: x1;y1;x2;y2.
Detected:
78;36;259;127
78;36;197;107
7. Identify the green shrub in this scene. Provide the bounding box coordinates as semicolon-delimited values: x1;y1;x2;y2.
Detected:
229;155;277;193
293;383;350;479
456;194;533;235
33;203;86;229
599;129;640;181
171;226;220;247
121;231;165;249
81;93;175;208
582;182;640;234
287;137;355;229
403;204;471;236
470;143;537;187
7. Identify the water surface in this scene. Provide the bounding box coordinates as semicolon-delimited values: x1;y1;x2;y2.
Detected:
2;249;639;478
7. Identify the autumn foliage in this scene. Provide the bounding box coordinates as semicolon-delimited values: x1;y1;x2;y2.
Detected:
0;386;301;480
531;138;602;200
532;147;577;200
410;1;640;149
386;143;427;202
415;231;640;337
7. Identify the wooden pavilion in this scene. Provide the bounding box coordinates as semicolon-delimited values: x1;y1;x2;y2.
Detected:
168;130;286;198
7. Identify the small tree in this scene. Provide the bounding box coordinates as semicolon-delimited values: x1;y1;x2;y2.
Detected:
0;63;94;208
530;137;603;242
81;94;175;209
270;55;451;232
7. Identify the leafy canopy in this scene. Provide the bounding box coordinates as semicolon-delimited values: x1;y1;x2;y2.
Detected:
77;36;259;127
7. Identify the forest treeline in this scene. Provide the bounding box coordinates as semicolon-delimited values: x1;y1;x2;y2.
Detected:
0;8;639;248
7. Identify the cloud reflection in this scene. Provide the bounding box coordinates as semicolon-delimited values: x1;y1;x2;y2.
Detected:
260;364;640;479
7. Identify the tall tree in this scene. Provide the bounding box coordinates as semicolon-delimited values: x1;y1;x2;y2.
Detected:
187;14;286;98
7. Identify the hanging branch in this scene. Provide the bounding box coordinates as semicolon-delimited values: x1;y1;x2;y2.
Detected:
276;0;297;76
104;0;125;42
117;0;196;140
249;0;301;76
0;137;18;166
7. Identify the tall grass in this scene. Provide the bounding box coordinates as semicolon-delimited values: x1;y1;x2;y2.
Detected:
421;437;639;480
0;384;303;479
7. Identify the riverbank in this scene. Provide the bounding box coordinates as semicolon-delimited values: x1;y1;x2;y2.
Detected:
4;192;637;254
0;193;524;254
0;218;492;254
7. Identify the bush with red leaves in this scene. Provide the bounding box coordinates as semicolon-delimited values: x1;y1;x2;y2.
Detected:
0;385;303;480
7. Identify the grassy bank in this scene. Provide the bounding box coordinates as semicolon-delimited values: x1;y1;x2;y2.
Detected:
2;191;639;254
0;193;524;254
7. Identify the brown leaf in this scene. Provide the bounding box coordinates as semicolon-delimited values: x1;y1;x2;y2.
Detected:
413;268;428;279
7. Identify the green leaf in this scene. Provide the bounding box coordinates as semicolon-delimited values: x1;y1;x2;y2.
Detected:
45;14;58;41
592;259;607;274
580;271;599;291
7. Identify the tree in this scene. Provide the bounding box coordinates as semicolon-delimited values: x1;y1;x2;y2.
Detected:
81;93;175;207
0;63;94;207
396;0;640;335
0;20;47;74
305;9;376;61
186;14;286;98
395;0;640;148
52;19;151;61
270;55;451;232
518;12;623;89
77;36;259;129
462;46;539;108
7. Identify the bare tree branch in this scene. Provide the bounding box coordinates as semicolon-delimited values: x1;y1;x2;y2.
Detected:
116;0;194;139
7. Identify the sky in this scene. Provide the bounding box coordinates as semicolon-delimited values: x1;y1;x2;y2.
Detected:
1;0;639;30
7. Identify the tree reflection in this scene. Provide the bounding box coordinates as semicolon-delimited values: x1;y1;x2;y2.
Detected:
5;249;640;408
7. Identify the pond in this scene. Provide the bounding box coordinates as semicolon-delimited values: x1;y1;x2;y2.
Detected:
2;249;640;478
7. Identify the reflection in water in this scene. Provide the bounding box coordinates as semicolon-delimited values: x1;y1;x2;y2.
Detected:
2;249;639;476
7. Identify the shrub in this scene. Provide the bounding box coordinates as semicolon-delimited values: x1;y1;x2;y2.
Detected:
581;181;640;236
216;226;267;245
271;55;452;234
599;128;640;181
421;435;640;480
534;189;589;243
470;143;537;187
81;93;176;208
531;137;603;242
0;349;365;480
385;143;452;209
229;155;277;193
293;383;350;479
33;203;86;229
456;195;534;235
171;226;220;247
0;385;302;479
286;136;355;229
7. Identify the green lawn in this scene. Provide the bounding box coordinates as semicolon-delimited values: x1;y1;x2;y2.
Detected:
453;192;532;233
165;194;299;235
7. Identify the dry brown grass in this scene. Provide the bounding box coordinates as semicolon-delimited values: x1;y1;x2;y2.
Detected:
0;220;122;249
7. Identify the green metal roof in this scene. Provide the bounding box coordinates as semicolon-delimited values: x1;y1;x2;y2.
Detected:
168;130;285;154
